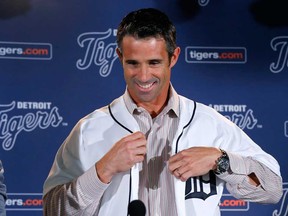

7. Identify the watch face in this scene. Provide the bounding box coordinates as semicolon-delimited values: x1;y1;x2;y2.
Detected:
218;157;230;173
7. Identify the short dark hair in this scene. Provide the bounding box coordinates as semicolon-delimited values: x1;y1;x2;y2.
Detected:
116;8;177;59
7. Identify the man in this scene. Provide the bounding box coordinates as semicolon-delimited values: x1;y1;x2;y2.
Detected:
43;8;283;216
0;160;6;216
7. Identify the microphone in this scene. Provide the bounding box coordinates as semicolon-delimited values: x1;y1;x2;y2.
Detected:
128;200;146;216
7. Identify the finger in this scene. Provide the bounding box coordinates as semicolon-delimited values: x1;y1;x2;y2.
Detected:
120;131;144;143
134;145;147;156
171;166;191;181
168;158;183;173
134;155;145;163
130;131;146;140
173;168;181;178
169;150;186;164
125;133;147;148
127;139;147;154
168;153;180;163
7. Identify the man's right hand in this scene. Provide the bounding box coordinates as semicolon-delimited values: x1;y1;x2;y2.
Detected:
95;131;147;183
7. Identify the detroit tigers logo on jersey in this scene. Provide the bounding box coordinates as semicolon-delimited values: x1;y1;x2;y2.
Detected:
185;171;217;200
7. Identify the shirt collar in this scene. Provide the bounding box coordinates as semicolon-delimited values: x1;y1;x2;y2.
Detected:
123;84;180;117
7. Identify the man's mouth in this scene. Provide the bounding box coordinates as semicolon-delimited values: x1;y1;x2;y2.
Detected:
138;82;154;89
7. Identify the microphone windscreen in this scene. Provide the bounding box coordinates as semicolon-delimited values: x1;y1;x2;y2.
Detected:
128;200;146;216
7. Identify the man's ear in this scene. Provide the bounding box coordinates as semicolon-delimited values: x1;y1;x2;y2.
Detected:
170;47;181;68
116;48;123;62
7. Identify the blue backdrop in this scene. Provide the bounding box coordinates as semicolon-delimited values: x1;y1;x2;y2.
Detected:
0;0;287;215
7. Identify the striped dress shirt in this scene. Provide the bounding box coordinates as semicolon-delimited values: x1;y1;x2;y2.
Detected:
124;88;179;216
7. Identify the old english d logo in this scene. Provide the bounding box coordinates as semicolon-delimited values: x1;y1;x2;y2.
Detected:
185;171;217;200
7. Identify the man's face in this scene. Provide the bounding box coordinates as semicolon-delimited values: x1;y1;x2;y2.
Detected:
117;36;180;108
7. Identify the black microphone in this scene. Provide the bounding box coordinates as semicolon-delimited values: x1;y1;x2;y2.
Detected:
128;200;146;216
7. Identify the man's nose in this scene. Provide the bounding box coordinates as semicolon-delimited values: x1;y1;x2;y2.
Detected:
138;65;150;81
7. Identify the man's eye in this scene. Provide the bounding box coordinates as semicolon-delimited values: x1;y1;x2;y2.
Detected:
127;61;138;66
150;61;160;65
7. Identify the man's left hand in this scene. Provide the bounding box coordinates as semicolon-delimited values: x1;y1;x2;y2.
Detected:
168;147;222;181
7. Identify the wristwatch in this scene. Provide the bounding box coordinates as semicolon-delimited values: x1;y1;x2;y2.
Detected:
214;149;230;175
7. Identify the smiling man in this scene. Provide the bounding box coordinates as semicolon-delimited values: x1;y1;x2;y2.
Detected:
117;35;179;117
43;8;282;216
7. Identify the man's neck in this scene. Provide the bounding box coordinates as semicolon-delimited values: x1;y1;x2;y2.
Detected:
137;101;167;118
136;90;170;118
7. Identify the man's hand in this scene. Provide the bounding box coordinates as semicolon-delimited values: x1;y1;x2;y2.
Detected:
168;147;222;182
96;131;147;183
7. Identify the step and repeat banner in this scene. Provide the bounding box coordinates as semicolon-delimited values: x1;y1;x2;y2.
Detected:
0;0;287;215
